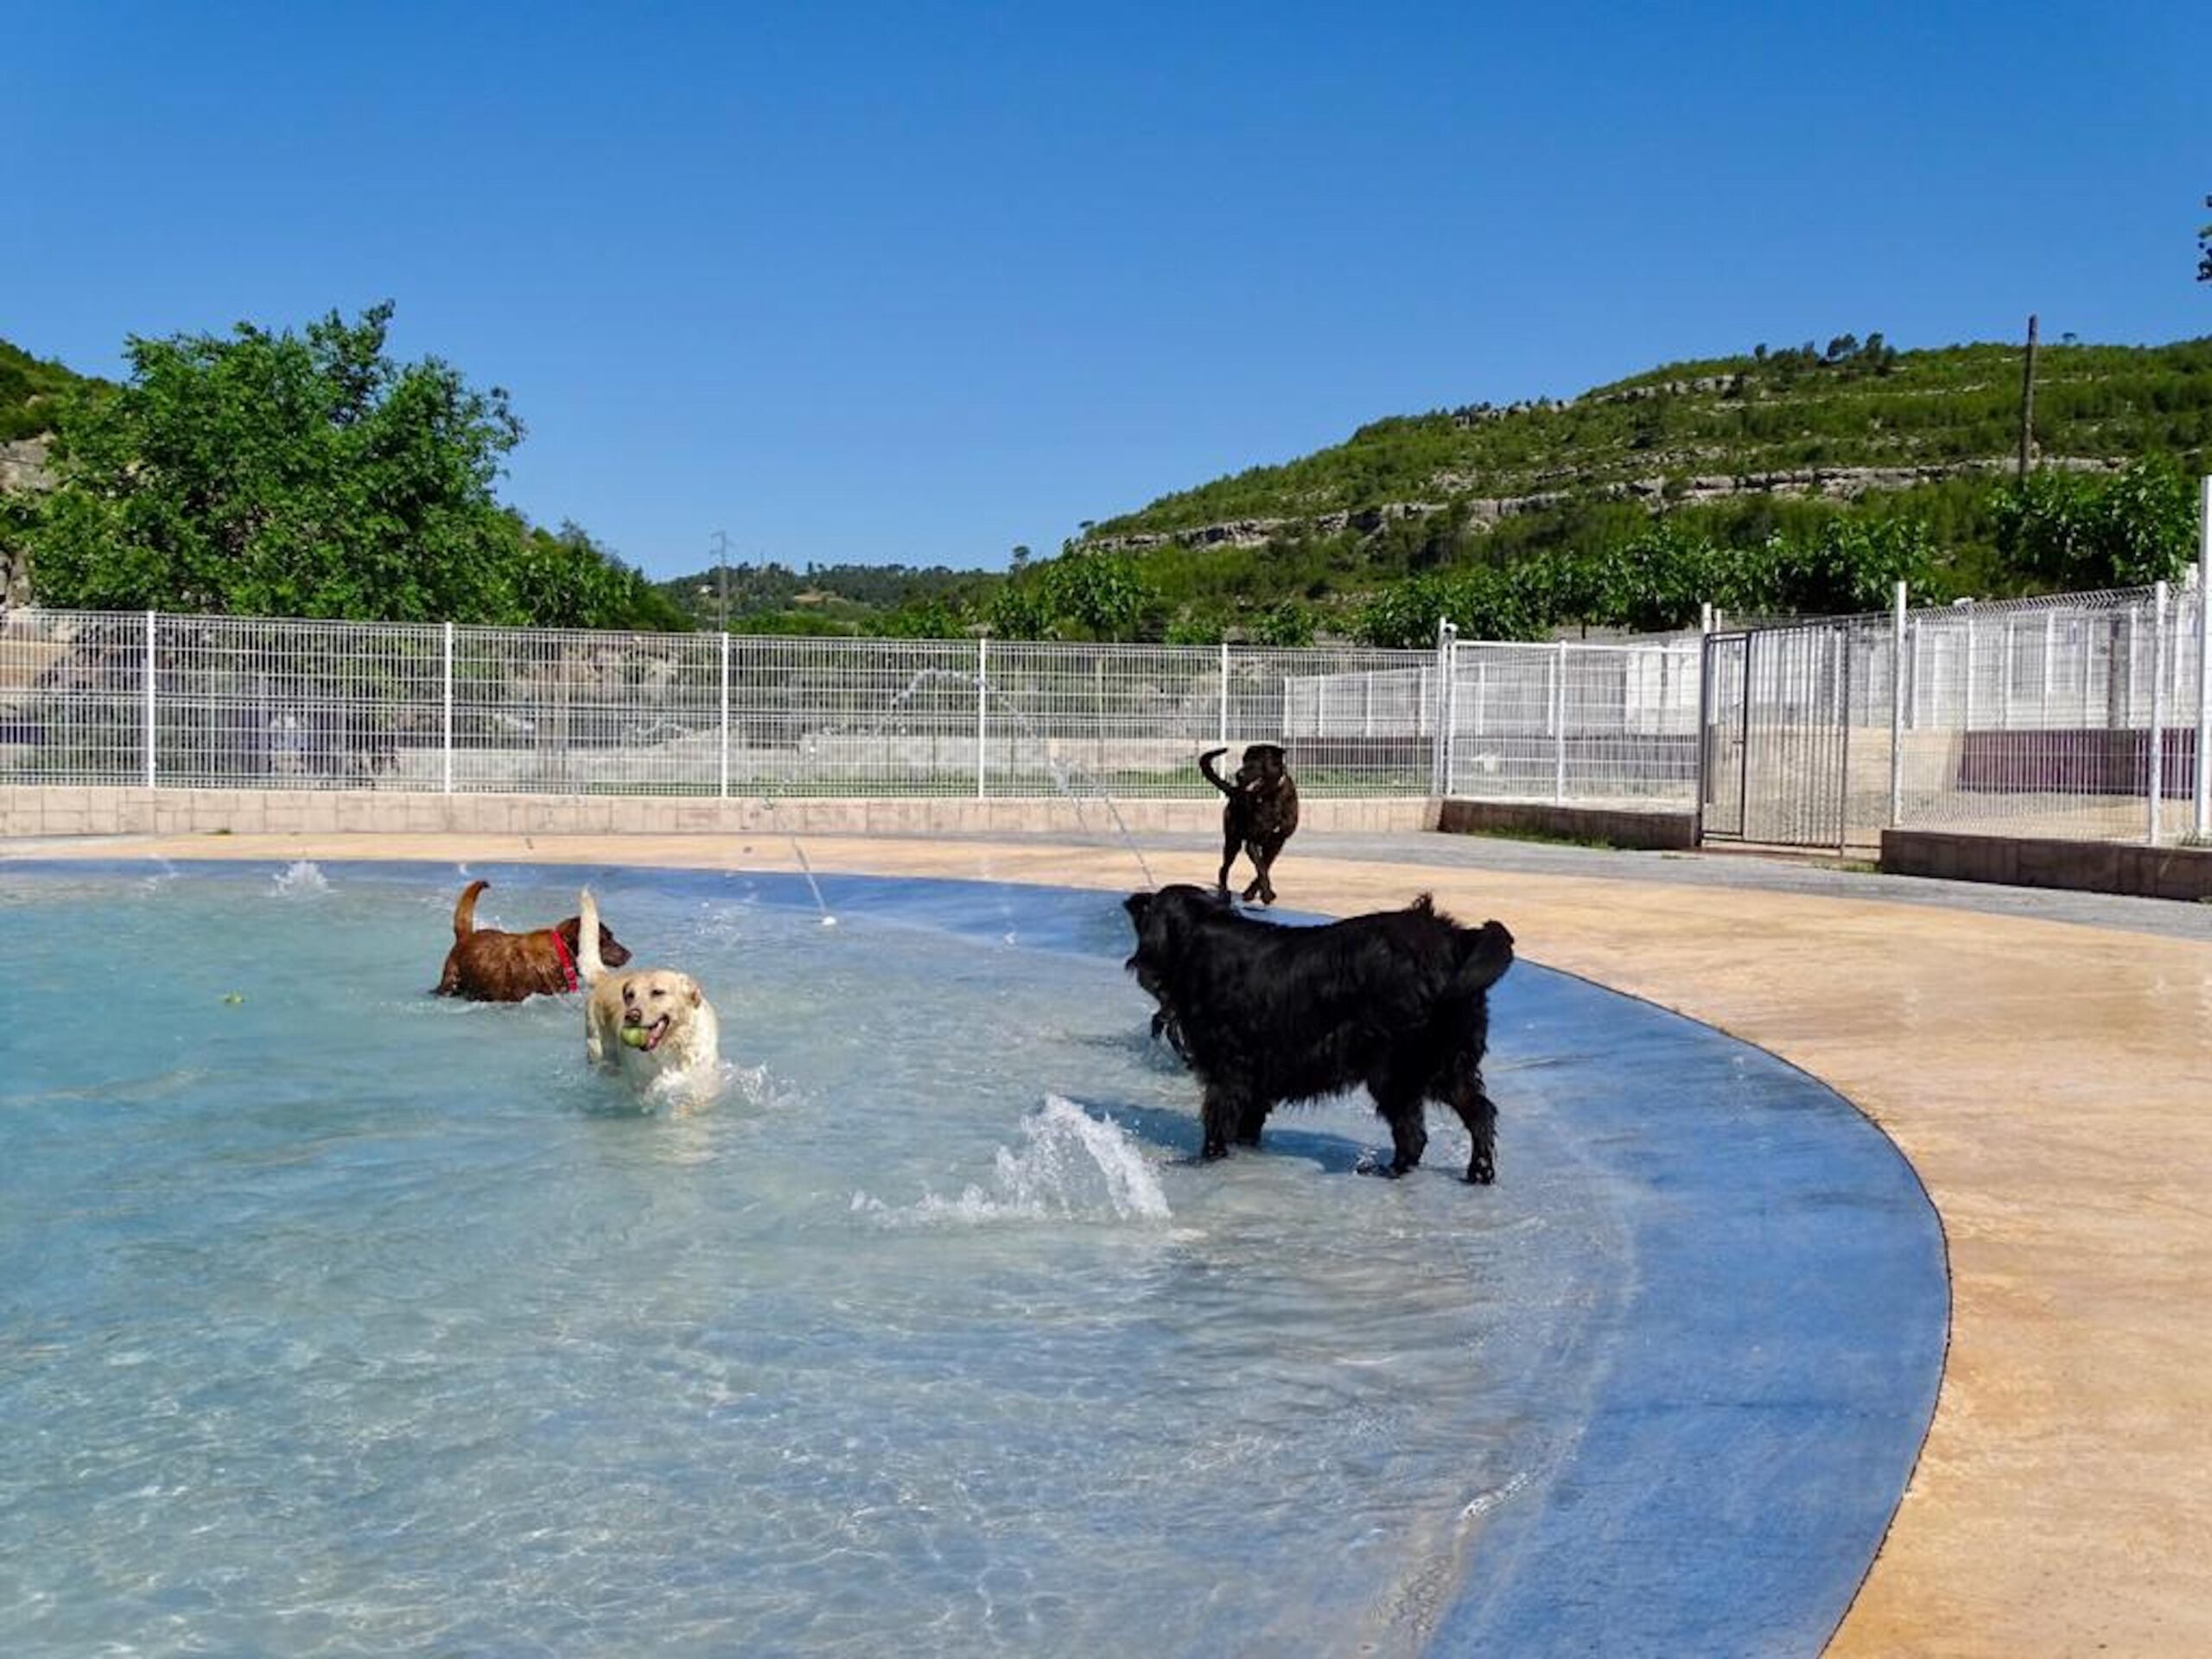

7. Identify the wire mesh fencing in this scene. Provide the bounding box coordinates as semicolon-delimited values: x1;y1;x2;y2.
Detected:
1703;582;2208;849
1440;639;1702;803
0;613;1446;802
9;584;2200;846
1891;584;2205;844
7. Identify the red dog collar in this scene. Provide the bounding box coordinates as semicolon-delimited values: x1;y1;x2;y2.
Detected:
551;929;579;993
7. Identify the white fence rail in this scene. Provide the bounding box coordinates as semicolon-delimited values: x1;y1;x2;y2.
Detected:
1703;579;2209;849
6;567;2204;849
0;613;1463;800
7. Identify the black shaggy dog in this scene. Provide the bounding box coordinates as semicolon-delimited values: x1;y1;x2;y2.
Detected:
1124;883;1515;1183
1199;744;1300;905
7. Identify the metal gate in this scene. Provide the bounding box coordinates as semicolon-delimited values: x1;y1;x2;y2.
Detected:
1699;623;1856;849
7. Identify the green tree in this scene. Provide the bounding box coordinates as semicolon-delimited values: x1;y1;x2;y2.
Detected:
27;303;533;621
1034;549;1159;640
1586;522;1717;632
984;578;1054;639
879;595;968;639
1251;600;1316;647
1772;518;1939;615
1994;458;2199;590
512;519;691;631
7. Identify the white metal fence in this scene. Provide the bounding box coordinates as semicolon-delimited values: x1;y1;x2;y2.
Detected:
4;581;2203;849
1701;581;2209;849
1895;583;2206;844
0;612;1463;801
1440;636;1702;803
1278;634;1703;804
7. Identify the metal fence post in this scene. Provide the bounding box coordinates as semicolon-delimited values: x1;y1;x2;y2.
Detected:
2148;581;2169;844
1552;639;1567;803
1961;599;1976;732
1432;620;1457;795
976;636;988;800
1888;582;1907;828
719;630;731;800
1837;627;1855;854
442;622;454;795
143;610;156;788
2196;476;2210;841
1999;619;2015;728
2041;611;2056;726
1218;641;1230;747
1698;603;1716;823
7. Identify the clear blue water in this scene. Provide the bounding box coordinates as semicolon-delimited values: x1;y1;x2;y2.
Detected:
0;862;1636;1657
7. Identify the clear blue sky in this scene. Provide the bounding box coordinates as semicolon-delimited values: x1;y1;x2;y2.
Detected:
6;1;2208;581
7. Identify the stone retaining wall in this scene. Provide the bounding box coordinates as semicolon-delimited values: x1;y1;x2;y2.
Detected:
1881;827;2212;901
1435;797;1698;850
0;785;1440;841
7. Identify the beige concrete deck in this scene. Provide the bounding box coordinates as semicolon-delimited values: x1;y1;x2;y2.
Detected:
8;826;2210;1656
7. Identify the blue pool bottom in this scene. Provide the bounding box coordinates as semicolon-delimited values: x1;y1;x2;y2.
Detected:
0;861;1947;1656
825;869;1950;1655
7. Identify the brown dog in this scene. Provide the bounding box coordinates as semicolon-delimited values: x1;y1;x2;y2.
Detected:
1199;744;1300;905
434;879;632;1001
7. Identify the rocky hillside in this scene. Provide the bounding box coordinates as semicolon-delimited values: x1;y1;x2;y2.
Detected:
1085;336;2212;552
0;337;92;607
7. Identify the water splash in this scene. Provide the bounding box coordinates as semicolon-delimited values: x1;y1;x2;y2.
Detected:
1460;1468;1534;1519
861;666;1160;891
855;1096;1171;1225
743;780;835;923
271;860;329;896
781;826;833;925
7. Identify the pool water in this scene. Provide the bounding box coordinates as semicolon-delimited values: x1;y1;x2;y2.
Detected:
0;861;1945;1657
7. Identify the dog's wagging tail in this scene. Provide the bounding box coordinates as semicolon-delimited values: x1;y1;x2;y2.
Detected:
1124;884;1514;1184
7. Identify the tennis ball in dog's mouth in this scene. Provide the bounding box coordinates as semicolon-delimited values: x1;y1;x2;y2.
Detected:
620;1026;652;1049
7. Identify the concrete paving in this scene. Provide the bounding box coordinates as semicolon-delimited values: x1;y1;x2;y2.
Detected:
8;824;2210;1656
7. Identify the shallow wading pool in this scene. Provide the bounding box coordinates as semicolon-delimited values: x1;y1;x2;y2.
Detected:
0;861;1946;1656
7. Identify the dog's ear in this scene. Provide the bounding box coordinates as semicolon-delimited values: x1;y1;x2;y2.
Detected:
688;982;702;1007
1123;892;1153;921
557;917;582;948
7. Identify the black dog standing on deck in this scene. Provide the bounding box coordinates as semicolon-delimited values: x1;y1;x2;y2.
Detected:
1199;744;1300;906
1124;884;1515;1183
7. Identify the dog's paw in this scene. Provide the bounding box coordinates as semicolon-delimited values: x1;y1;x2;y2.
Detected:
1354;1151;1401;1179
1465;1155;1497;1185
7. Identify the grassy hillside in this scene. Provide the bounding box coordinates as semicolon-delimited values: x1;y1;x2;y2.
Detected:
1091;336;2212;540
15;326;2208;642
654;561;986;636
0;336;98;442
1040;334;2212;644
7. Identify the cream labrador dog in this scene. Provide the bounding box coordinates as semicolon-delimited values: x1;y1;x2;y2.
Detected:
576;888;721;1098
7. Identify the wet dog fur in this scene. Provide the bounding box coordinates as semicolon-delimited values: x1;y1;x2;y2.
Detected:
435;879;632;1001
1123;883;1513;1182
1200;744;1300;905
577;887;721;1096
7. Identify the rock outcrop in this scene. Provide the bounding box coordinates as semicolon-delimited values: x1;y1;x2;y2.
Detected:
1084;456;2125;555
0;438;53;608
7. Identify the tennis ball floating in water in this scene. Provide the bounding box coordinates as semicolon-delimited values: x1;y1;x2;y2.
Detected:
620;1026;652;1049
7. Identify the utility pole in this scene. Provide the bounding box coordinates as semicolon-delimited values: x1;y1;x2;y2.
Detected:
709;529;730;633
2017;314;2039;480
